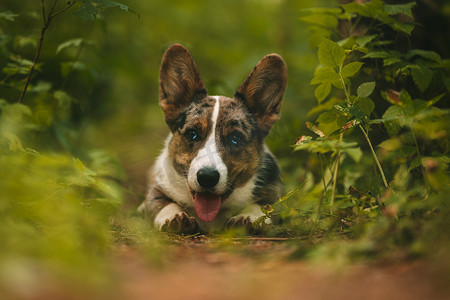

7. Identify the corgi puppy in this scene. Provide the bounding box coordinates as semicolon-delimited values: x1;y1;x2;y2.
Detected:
138;44;287;233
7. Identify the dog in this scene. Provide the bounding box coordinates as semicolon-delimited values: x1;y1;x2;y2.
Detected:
138;44;287;233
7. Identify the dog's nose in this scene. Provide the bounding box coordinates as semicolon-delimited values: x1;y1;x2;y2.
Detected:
197;167;220;189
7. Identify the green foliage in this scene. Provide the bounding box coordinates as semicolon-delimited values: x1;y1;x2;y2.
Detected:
73;0;136;22
271;0;450;261
0;0;130;293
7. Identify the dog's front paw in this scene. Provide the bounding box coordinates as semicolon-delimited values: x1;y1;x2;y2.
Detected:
225;216;260;234
161;212;198;234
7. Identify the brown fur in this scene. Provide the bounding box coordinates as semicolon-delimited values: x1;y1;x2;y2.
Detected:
215;96;261;193
235;54;287;135
168;98;215;177
159;44;208;132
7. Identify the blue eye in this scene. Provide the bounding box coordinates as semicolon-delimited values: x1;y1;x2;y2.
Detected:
187;129;198;141
231;135;241;145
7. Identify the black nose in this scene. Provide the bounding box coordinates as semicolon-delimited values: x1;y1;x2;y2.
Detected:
197;167;220;189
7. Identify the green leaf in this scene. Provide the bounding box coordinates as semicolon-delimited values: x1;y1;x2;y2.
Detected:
357;82;376;98
343;0;384;18
383;57;402;66
355;97;375;116
318;38;345;69
293;138;360;157
299;14;338;28
310;66;339;85
443;77;450;93
14;36;37;48
411;66;433;92
336;115;349;127
406;49;441;63
300;7;343;15
73;3;99;22
0;11;19;21
345;147;363;162
337;119;361;134
54;90;73;108
307;97;343;117
378;138;402;152
314;82;332;103
382;105;405;136
305;121;325;137
363;51;391;59
383;2;416;18
355;35;377;47
95;0;134;13
341;61;363;78
56;38;84;54
390;21;415;35
400;89;413;106
426;93;445;107
364;50;403;66
73;0;136;21
334;103;366;121
317;111;337;124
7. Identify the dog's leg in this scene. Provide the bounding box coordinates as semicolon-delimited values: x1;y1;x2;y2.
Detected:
138;189;198;234
156;203;197;233
225;203;271;233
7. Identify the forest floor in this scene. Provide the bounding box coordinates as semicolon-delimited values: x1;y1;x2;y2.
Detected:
111;235;450;300
6;230;450;300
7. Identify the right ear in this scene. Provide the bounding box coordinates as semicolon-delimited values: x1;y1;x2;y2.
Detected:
159;44;207;132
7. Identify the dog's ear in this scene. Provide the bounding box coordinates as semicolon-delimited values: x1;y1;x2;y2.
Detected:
235;54;287;136
159;44;207;131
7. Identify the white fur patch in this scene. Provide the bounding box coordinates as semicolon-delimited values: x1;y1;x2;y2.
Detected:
224;174;256;210
153;135;192;207
154;203;183;229
188;96;228;194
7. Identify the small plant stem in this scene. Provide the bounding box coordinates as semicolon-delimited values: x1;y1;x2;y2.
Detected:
309;154;327;239
359;124;389;188
17;0;69;103
339;65;388;188
17;20;48;103
411;125;424;170
330;133;343;214
339;69;351;104
51;1;76;18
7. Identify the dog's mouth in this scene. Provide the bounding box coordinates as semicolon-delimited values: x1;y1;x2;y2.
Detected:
190;191;223;223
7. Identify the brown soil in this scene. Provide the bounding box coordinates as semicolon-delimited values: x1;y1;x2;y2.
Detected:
113;237;450;300
3;236;449;300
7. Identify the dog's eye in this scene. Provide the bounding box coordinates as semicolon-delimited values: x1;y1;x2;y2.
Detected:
186;129;198;141
231;134;241;145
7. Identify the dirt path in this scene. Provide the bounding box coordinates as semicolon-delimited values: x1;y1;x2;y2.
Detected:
114;237;450;300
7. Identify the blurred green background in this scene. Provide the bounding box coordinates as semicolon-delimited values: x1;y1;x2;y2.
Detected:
2;0;328;204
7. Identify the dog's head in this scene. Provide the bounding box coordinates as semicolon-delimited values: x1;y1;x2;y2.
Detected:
159;44;286;223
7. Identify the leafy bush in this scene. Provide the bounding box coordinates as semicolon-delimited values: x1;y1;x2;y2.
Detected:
0;0;131;293
266;0;450;260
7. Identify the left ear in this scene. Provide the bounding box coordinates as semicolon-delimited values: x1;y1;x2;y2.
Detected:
235;54;287;136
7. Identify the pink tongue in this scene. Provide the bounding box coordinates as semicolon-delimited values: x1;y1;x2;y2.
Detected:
194;192;222;223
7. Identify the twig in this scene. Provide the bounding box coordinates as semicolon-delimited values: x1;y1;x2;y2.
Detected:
330;133;343;214
359;124;389;188
51;1;76;18
17;0;76;103
309;154;327;240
